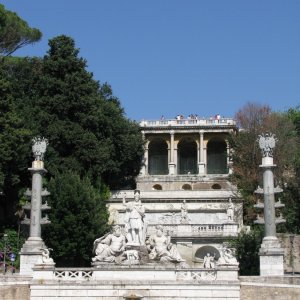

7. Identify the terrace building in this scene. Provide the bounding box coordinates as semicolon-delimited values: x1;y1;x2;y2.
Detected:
108;116;243;266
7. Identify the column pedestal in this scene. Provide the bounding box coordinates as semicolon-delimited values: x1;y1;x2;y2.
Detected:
20;237;45;275
198;162;205;175
259;236;284;276
168;163;176;175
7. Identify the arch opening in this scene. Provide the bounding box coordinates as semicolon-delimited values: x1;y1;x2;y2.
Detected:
153;184;162;190
207;139;227;174
195;245;220;261
182;184;192;190
178;139;197;175
148;139;168;175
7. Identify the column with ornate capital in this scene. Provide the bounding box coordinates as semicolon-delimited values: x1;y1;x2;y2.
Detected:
20;137;55;275
255;133;285;276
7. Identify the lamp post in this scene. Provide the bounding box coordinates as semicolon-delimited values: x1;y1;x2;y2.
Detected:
3;233;8;274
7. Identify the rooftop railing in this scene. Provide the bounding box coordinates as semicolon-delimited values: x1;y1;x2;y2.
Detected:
140;118;236;127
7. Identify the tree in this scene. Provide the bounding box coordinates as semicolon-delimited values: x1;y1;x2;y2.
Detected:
229;103;300;232
43;172;109;267
0;35;144;263
0;4;42;57
229;227;263;275
0;59;33;226
20;35;144;188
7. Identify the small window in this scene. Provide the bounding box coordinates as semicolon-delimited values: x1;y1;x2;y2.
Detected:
211;184;222;190
153;184;162;190
182;184;192;190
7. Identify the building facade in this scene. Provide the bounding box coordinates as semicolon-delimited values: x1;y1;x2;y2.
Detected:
108;117;243;266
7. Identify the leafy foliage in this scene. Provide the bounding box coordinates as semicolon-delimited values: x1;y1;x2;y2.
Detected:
229;227;263;275
0;228;25;269
0;35;144;265
0;4;42;56
19;35;144;188
0;59;33;225
43;172;109;267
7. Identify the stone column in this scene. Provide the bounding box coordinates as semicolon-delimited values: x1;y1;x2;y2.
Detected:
168;130;176;175
256;133;284;276
29;163;45;238
198;131;205;175
20;137;54;275
203;144;207;174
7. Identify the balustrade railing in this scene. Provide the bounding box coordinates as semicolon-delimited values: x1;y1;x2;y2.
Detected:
54;269;93;280
146;223;237;236
140;118;235;127
40;267;235;282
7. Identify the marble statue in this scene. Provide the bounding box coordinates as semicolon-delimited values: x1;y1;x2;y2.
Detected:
41;248;54;264
123;190;146;245
180;200;189;224
258;133;277;157
203;253;215;269
32;137;48;161
121;249;139;262
92;225;126;262
217;243;238;265
226;198;234;221
108;206;119;225
146;225;185;263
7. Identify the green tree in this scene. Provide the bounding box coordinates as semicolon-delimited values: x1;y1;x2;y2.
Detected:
0;34;144;265
0;59;32;226
0;4;42;57
0;228;25;269
229;227;263;275
43;172;109;267
21;35;144;188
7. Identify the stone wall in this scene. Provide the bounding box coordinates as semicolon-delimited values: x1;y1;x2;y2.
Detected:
2;274;300;300
240;276;300;300
277;234;300;273
0;275;30;300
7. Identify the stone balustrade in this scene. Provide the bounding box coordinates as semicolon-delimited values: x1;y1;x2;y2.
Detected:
140;118;236;127
146;223;239;237
32;266;239;282
54;269;93;280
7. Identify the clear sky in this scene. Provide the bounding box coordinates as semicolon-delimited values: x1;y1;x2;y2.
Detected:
1;0;300;121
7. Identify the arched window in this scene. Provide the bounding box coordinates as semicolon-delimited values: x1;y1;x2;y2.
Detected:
148;139;168;175
195;245;220;261
211;183;222;190
207;139;227;174
178;139;197;174
153;184;162;190
182;184;192;190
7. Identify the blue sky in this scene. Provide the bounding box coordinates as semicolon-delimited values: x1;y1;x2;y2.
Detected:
1;0;300;121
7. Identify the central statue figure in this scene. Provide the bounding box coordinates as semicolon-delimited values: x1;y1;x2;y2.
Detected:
146;225;185;263
123;190;146;245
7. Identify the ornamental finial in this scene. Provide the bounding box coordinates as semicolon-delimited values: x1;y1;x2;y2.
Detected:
257;133;277;157
32;137;48;161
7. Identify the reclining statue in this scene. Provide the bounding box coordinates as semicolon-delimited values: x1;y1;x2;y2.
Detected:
92;225;126;263
146;225;185;263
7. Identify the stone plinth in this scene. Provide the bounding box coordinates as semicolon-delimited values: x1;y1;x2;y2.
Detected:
29;265;240;299
168;163;176;175
20;237;45;276
32;264;56;280
198;162;205;175
259;237;284;276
